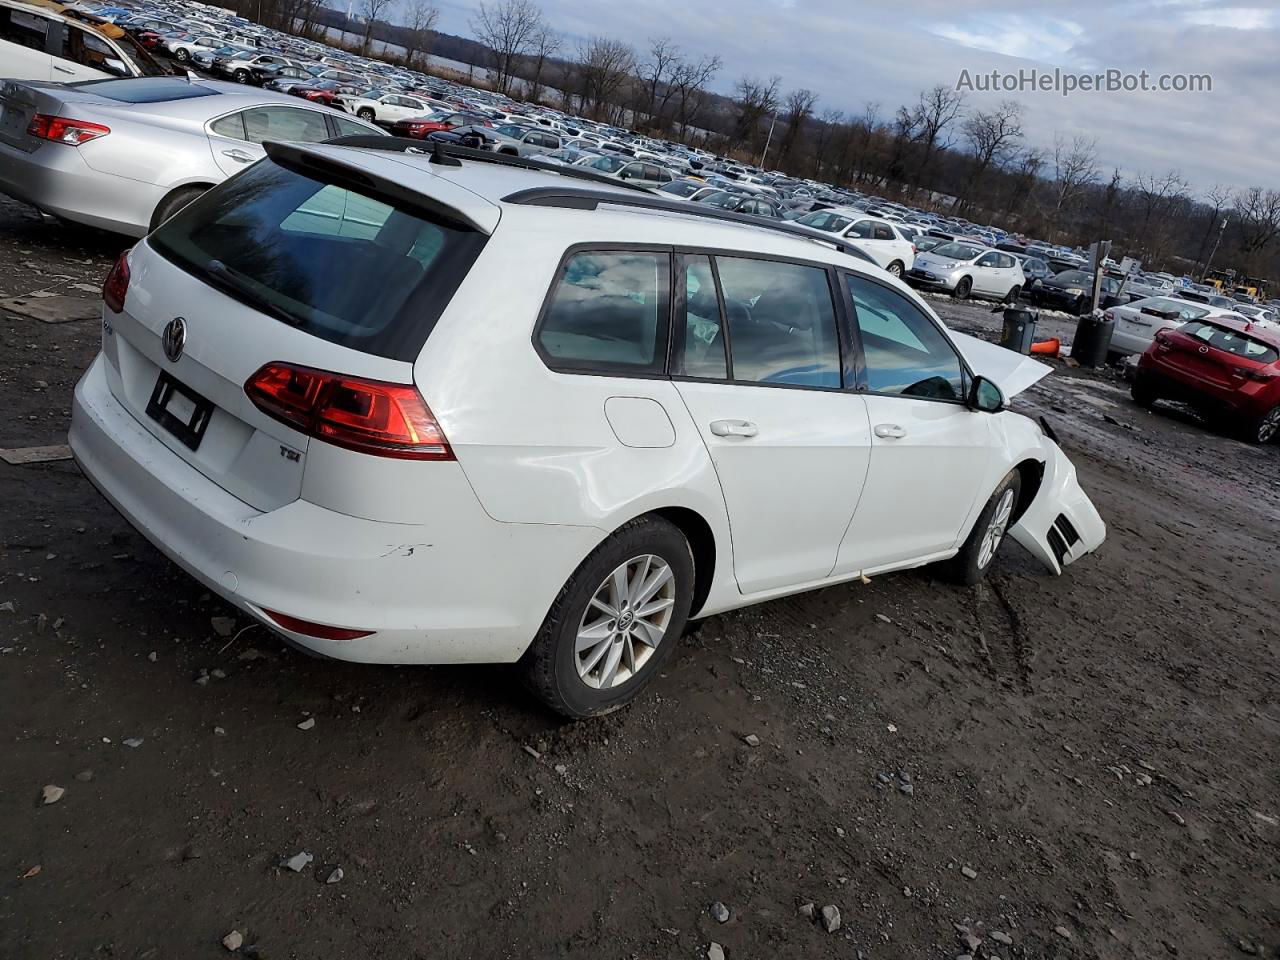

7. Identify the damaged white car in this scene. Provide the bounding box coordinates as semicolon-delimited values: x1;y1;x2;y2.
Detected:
69;140;1105;717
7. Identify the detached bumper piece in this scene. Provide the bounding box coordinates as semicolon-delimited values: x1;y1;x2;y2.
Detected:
1009;439;1105;575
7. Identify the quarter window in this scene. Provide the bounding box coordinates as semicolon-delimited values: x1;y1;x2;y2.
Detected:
538;251;671;372
846;273;966;401
716;257;841;389
872;223;895;241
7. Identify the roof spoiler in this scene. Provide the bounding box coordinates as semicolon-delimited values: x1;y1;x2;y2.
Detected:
262;140;494;234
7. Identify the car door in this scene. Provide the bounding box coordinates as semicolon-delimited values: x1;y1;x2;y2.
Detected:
0;6;56;80
845;219;889;268
206;105;331;177
672;253;873;594
56;22;132;80
971;252;1003;296
832;272;999;575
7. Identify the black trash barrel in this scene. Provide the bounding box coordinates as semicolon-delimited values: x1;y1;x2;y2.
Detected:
1000;307;1039;354
1069;312;1116;367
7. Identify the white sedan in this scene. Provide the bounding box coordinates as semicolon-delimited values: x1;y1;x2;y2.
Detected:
1105;296;1238;357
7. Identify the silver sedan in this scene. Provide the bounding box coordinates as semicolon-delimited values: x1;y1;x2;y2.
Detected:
0;75;384;237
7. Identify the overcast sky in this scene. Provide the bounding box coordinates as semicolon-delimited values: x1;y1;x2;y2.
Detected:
422;0;1277;196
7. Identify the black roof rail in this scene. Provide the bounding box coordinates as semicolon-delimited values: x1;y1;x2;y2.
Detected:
502;186;878;265
323;134;655;193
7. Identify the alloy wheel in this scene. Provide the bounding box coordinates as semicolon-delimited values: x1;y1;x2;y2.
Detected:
1259;407;1280;443
575;554;676;690
977;489;1016;569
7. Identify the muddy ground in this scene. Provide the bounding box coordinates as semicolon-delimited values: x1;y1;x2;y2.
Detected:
1;195;1277;960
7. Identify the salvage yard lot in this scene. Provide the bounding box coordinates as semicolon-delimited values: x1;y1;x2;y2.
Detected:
1;195;1278;959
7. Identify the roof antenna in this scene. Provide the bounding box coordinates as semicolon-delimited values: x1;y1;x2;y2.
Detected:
429;141;461;167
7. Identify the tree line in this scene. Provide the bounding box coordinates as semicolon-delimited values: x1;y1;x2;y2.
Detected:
228;0;1280;285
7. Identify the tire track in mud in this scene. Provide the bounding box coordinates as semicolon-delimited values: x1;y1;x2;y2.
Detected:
970;575;1032;693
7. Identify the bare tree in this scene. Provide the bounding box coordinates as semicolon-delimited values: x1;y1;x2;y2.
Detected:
906;85;965;185
1052;134;1100;214
639;37;682;126
402;0;439;68
1003;146;1046;220
778;88;818;162
573;36;635;122
470;0;543;95
812;108;843;178
359;0;395;54
526;25;561;103
669;54;720;138
957;99;1022;212
1193;184;1234;269
1133;169;1189;260
731;75;781;152
1234;187;1280;268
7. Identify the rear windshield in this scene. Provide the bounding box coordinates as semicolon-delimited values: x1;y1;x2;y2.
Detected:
149;159;486;362
1179;321;1279;363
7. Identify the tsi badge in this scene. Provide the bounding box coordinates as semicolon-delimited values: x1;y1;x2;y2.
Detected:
162;317;186;363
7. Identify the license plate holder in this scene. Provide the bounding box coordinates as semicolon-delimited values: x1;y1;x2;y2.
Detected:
146;371;213;451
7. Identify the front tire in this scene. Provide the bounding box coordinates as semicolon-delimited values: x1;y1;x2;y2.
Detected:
234;69;249;83
357;107;375;120
942;470;1021;585
954;276;973;299
522;516;695;718
175;47;191;62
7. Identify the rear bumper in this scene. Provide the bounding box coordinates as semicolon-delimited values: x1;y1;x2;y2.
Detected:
1108;326;1152;356
0;140;153;236
1009;439;1105;575
69;354;600;664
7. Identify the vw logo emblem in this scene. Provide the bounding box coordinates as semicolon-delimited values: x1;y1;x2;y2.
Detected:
162;317;186;363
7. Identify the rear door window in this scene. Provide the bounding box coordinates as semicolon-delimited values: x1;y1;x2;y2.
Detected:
846;273;966;401
148;159;487;362
1;8;52;50
241;106;330;143
673;255;727;380
537;251;671;373
716;256;841;389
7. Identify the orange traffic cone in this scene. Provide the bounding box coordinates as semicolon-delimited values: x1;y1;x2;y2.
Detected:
1030;338;1061;357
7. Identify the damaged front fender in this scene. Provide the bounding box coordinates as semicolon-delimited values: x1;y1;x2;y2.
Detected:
1009;437;1106;575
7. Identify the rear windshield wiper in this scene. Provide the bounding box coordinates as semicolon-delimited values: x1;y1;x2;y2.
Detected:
206;259;304;328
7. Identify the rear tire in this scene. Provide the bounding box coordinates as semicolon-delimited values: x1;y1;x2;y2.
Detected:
886;260;904;279
1004;284;1022;304
1244;405;1280;444
234;69;249;83
954;277;973;299
149;186;206;233
1130;373;1158;409
942;471;1021;586
522;516;695;718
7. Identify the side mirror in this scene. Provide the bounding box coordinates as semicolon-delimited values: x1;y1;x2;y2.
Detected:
968;375;1004;413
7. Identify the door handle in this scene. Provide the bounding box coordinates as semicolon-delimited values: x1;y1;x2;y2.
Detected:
53;65;74;74
222;149;254;162
709;419;758;438
874;423;906;439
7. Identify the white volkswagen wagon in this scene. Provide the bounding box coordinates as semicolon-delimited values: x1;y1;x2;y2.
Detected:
70;140;1105;717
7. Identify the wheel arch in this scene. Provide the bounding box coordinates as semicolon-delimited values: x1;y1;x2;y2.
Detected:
149;181;215;232
1010;456;1046;525
611;506;718;618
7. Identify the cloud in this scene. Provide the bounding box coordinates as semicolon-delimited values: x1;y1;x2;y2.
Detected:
423;0;1279;192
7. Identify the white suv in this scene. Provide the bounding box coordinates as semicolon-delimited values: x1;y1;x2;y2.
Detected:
70;142;1105;717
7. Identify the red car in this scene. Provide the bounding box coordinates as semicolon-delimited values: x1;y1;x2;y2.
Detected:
1133;315;1280;443
290;82;361;106
391;111;492;139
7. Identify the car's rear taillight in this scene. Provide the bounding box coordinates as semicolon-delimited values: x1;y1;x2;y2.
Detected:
261;608;373;641
245;363;453;460
102;249;131;313
27;114;110;145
